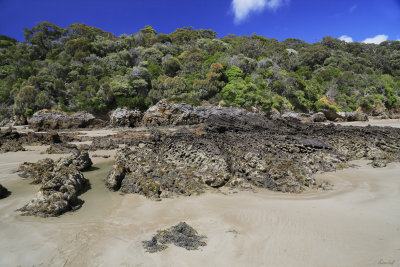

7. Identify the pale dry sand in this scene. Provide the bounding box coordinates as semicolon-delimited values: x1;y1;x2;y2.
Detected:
0;143;399;266
332;119;400;128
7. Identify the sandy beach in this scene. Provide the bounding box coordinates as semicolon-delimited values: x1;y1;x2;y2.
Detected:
0;143;399;267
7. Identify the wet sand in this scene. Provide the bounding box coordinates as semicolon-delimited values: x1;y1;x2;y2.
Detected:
0;144;400;266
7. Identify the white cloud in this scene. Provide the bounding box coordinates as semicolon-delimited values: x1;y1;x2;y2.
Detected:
232;0;288;23
339;35;353;43
349;4;357;13
362;34;388;44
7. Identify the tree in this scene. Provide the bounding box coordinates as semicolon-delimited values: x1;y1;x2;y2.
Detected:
23;22;68;58
13;86;37;117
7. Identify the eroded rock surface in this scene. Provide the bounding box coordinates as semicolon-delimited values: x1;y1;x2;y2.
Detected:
110;108;142;127
107;110;400;199
28;110;105;131
142;222;207;253
17;151;92;216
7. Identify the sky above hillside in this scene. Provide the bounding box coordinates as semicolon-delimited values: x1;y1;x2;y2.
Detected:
0;0;399;43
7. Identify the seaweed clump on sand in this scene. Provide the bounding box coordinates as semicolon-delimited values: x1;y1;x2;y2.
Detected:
142;222;207;253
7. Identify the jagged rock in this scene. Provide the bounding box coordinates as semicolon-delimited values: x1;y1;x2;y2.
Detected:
107;108;400;199
110;108;142;127
90;137;119;151
0;139;25;152
17;165;87;217
17;152;91;216
45;143;78;154
0;128;65;152
142;99;262;127
143;222;207;253
28;109;106;131
0;184;10;199
18;158;55;184
142;100;199;126
55;150;92;172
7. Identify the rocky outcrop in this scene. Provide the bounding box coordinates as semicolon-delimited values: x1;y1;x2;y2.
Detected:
18;158;55;184
54;150;93;172
142;99;262;127
17;151;91;216
0;184;10;199
28;110;106;131
142;222;207;253
323;110;368;122
110;108;142;127
45;143;78;154
17;166;87;217
107;110;400;199
90;137;119;151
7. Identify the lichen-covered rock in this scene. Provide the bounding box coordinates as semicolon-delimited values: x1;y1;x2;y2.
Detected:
17;166;87;217
110;108;142;127
143;222;207;253
0;184;10;199
28;109;105;131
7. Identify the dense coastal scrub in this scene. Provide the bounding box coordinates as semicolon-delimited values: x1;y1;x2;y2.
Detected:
0;22;399;123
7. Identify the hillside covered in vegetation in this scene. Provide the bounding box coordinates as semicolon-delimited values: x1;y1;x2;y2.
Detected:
0;22;399;123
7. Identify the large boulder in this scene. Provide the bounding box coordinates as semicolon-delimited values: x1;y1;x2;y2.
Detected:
323;110;368;122
110;108;142;127
28;110;105;131
142;100;200;126
337;112;369;122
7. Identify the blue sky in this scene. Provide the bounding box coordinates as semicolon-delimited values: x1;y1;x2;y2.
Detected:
0;0;399;43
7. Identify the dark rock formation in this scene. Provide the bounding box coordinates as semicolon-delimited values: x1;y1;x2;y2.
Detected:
17;151;91;216
107;109;400;199
28;109;106;131
142;222;207;253
0;184;10;199
110;108;142;127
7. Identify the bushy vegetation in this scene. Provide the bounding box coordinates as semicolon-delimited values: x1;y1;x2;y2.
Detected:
1;22;400;121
